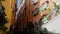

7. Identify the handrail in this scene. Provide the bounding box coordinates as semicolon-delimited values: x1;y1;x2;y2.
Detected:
41;0;56;24
16;0;25;19
42;3;57;22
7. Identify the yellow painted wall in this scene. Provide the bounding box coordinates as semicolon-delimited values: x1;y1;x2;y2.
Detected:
1;0;13;30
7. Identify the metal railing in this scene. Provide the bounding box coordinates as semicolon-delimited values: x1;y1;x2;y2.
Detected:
16;0;25;19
